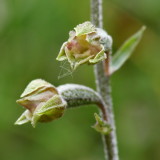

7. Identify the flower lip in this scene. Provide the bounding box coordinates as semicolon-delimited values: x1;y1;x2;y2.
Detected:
66;34;102;58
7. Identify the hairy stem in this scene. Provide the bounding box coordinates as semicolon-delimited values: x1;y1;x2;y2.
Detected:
91;0;119;160
57;84;107;118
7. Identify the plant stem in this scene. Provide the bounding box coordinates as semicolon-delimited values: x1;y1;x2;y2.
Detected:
58;84;106;114
90;0;119;160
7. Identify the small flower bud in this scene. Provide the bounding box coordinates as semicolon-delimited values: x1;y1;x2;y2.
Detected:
56;21;112;70
15;79;67;127
92;113;112;135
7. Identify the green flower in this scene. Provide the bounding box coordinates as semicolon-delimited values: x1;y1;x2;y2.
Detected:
56;21;112;70
15;79;67;127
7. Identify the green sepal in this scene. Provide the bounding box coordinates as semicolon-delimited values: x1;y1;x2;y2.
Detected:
56;42;68;61
21;79;55;98
111;26;146;73
74;21;96;36
92;113;112;135
14;110;32;125
31;95;66;127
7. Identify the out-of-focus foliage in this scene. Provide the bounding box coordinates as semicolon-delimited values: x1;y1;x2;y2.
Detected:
0;0;160;160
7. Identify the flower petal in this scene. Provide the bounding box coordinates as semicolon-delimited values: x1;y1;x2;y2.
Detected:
89;45;106;64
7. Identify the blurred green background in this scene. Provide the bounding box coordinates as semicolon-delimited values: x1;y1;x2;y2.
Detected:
0;0;160;160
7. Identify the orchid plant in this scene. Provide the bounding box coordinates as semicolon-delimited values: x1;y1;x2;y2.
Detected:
15;0;145;159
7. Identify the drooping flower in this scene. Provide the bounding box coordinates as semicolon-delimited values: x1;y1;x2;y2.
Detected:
15;79;67;127
56;21;112;70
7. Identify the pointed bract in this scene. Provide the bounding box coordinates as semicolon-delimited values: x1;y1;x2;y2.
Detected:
111;26;146;74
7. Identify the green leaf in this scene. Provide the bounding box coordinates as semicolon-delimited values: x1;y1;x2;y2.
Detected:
111;26;146;73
